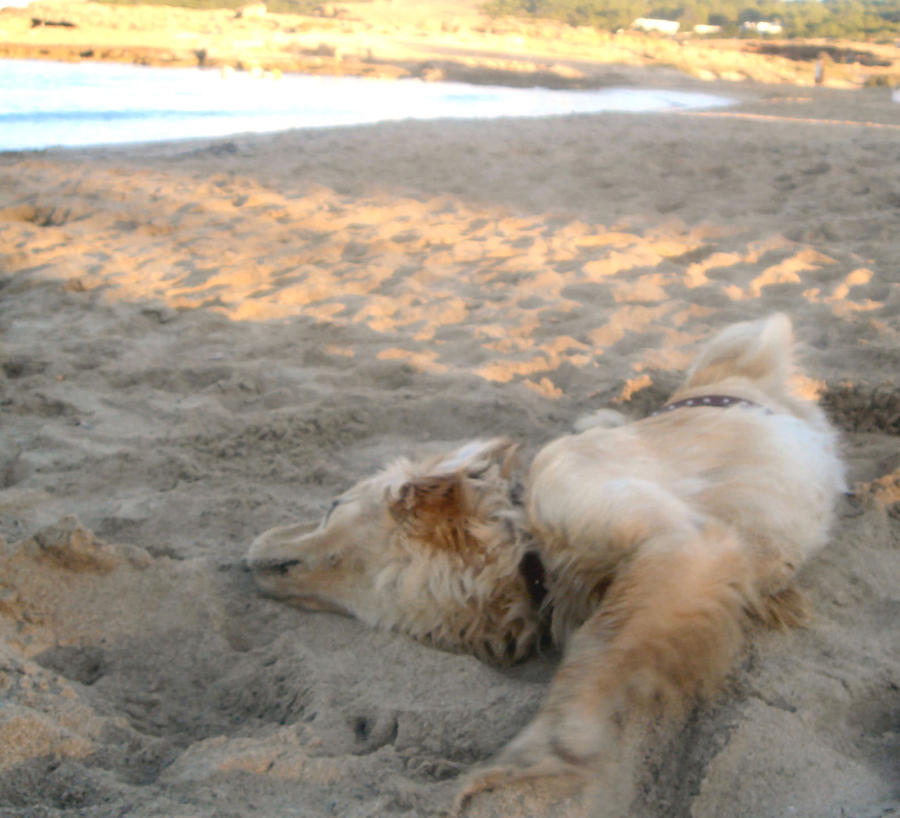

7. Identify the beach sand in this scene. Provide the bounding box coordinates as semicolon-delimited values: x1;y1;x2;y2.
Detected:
0;77;899;817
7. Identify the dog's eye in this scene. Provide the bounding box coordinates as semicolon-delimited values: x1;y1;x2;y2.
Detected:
323;499;341;523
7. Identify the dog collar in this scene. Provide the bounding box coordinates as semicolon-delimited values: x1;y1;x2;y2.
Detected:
519;551;548;608
651;395;773;416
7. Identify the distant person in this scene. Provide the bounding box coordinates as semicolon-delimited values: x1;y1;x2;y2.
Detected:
815;55;825;85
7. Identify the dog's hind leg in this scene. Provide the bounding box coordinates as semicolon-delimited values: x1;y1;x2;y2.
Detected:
458;521;757;807
683;313;793;394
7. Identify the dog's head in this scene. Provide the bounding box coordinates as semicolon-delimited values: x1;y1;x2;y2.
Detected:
245;439;544;663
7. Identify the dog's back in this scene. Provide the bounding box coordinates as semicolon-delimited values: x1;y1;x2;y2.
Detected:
482;315;846;786
670;313;845;584
527;314;844;644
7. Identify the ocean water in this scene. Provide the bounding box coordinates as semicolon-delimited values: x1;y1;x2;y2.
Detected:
0;59;733;151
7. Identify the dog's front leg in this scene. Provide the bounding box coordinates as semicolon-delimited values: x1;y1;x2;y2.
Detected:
458;521;757;812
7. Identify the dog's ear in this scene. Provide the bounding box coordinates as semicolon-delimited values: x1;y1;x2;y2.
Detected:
387;473;474;557
389;473;462;522
429;438;519;480
387;439;518;552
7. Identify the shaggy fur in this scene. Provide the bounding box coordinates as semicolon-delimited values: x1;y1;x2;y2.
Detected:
245;314;845;803
247;438;543;664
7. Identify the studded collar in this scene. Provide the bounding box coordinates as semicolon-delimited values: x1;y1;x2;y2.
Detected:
651;394;773;417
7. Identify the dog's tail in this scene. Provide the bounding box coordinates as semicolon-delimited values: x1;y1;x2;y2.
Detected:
684;313;793;394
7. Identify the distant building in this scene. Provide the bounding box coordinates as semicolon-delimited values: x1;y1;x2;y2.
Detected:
693;24;722;35
741;20;783;35
632;18;680;35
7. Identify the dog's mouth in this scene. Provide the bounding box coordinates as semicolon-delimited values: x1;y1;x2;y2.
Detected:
282;593;351;615
245;556;353;616
245;557;304;576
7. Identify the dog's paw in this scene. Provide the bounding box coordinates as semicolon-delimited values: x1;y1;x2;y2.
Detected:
454;763;519;811
453;760;586;816
572;408;628;434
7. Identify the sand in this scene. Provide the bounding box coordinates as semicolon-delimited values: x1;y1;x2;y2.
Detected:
0;72;899;817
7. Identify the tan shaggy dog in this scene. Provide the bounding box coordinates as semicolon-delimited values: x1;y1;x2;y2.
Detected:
246;314;845;808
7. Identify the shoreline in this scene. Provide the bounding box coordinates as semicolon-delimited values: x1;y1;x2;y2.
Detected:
2;0;899;90
0;58;749;154
4;74;898;158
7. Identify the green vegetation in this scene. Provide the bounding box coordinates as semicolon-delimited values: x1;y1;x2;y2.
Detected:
482;0;900;40
92;0;900;40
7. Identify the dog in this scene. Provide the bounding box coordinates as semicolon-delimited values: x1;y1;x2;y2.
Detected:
246;314;845;806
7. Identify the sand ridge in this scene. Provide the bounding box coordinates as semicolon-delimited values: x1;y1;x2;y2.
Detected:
0;81;899;816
